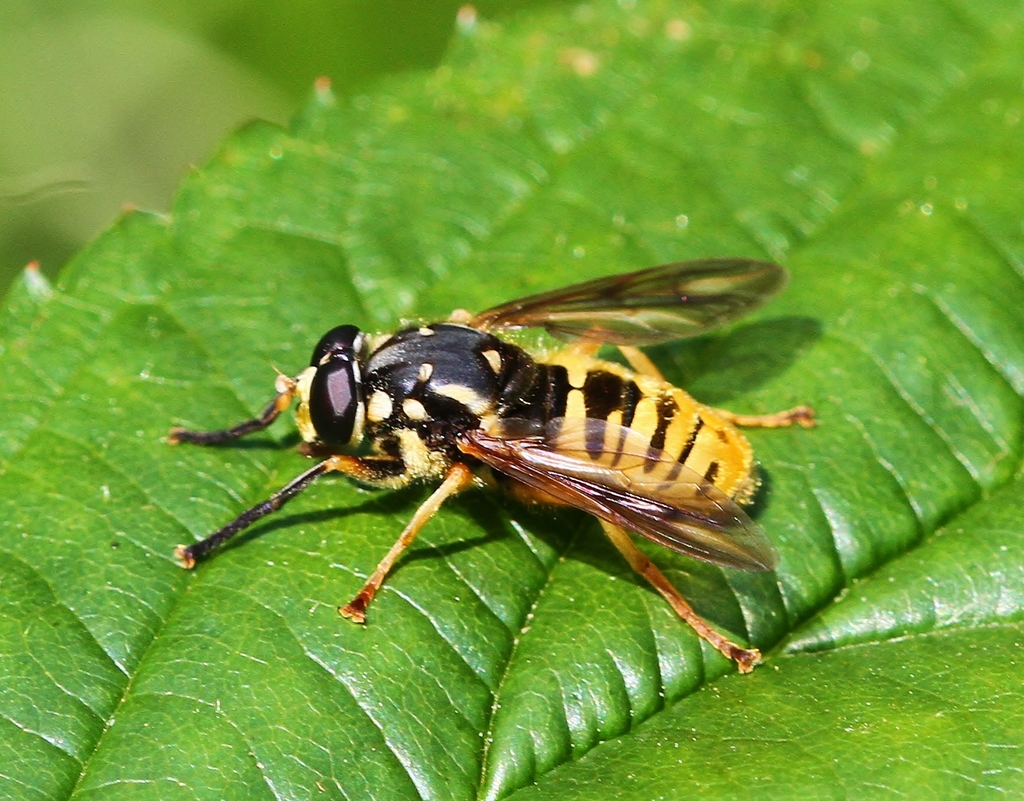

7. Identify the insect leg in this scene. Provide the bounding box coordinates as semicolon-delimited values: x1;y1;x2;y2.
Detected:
711;405;815;429
169;377;297;445
340;463;476;623
176;454;403;567
617;345;665;381
598;520;762;673
616;345;815;428
568;341;601;358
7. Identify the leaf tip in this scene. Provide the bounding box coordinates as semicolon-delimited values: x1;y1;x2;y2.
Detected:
22;260;54;302
456;4;478;33
313;76;335;106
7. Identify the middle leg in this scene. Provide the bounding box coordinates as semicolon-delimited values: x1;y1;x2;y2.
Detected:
340;463;476;623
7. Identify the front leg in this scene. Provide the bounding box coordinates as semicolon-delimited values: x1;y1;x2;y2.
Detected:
176;454;406;566
169;375;298;445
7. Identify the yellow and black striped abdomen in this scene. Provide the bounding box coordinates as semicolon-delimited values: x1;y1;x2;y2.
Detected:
542;352;756;503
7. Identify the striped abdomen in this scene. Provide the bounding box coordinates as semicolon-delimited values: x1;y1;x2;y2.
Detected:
515;352;756;503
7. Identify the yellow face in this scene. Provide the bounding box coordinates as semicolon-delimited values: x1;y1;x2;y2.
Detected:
292;366;318;443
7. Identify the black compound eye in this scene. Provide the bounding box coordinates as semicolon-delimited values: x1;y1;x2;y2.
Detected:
310;324;362;366
309;360;360;445
308;325;364;445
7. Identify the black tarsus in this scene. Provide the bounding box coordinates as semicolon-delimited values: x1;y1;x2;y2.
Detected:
169;396;285;446
177;460;332;566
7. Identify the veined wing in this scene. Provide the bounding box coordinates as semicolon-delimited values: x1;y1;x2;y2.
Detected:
458;416;778;571
469;259;787;346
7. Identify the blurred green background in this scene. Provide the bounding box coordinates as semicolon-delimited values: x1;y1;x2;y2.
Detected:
0;0;551;299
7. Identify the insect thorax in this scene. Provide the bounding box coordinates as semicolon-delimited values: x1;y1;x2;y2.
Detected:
361;324;531;467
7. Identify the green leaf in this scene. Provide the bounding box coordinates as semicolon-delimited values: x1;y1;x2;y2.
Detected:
2;1;1024;799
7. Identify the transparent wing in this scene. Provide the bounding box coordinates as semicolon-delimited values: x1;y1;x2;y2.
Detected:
469;258;787;346
458;417;778;571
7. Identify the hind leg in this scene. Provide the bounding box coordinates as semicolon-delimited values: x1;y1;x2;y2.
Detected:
599;520;761;673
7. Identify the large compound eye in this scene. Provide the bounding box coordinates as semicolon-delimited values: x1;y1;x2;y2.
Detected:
308;325;364;445
310;324;362;366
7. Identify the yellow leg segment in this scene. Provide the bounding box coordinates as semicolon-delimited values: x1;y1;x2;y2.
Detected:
340;463;476;623
599;520;761;673
618;345;665;381
711;405;815;428
619;344;815;429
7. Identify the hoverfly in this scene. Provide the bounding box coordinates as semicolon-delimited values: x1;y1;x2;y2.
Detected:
170;259;813;673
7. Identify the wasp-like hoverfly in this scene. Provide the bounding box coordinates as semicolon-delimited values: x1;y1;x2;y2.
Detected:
169;259;813;673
